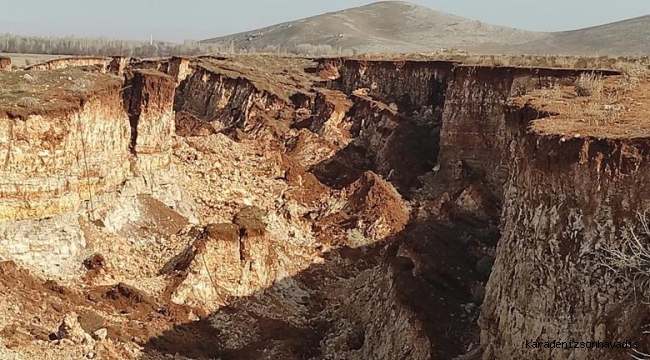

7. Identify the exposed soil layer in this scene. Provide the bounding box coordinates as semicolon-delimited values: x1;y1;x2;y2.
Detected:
0;54;645;360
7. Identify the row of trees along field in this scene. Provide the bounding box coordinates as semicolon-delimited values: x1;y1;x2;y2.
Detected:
0;33;348;57
0;34;232;57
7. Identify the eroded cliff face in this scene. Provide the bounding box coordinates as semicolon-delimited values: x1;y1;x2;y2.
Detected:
319;59;452;108
322;58;647;360
0;83;129;221
479;104;650;359
24;57;111;72
318;59;596;196
126;69;176;172
0;66;183;277
0;71;127;275
438;67;610;194
0;54;646;360
314;59;450;195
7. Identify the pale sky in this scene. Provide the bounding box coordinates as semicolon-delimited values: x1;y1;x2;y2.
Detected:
2;0;650;43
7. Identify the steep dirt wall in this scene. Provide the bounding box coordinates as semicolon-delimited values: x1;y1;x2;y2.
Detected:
167;57;191;83
108;56;128;75
0;69;178;221
440;66;619;195
323;59;638;359
0;68;179;277
312;59;450;195
25;57;110;72
319;58;453;109
0;86;130;277
174;64;287;130
439;66;513;191
307;89;353;147
479;104;650;359
350;95;441;192
320;59;620;196
0;88;130;221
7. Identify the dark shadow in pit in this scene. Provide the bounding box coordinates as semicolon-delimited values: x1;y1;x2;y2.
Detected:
309;143;374;190
310;117;441;197
140;59;641;360
142;88;496;358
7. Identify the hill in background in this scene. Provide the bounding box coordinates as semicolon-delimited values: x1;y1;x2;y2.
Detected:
201;1;650;56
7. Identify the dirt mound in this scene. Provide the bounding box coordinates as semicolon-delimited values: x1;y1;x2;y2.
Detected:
347;171;409;238
314;171;409;248
115;195;189;239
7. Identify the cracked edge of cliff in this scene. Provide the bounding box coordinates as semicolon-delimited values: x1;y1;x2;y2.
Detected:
478;73;650;359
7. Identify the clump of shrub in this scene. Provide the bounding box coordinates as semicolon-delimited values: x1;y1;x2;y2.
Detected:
575;72;603;97
601;211;650;296
539;85;564;101
16;96;38;108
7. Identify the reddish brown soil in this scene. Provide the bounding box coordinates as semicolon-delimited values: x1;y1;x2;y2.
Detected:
175;110;216;137
346;171;410;232
281;153;331;204
0;259;206;353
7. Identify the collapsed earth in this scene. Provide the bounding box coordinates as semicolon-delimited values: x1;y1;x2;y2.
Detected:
0;53;648;360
